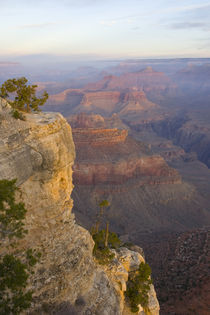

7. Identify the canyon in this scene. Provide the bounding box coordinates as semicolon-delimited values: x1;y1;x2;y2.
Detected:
69;114;210;237
43;62;210;315
1;58;210;314
0;99;159;314
68;111;210;315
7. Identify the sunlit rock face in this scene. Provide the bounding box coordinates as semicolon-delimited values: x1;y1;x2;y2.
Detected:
0;101;75;235
0;100;159;314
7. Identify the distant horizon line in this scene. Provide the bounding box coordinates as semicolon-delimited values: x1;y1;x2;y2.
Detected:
0;54;210;64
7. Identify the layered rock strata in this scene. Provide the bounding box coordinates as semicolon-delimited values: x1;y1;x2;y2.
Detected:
72;128;128;146
0;101;159;314
71;114;180;186
69;114;210;235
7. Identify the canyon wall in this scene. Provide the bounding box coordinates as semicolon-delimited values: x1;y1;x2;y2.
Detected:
70;114;210;236
0;100;159;315
150;115;210;168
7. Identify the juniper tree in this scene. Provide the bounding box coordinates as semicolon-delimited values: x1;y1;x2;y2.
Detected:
0;77;48;113
95;199;110;235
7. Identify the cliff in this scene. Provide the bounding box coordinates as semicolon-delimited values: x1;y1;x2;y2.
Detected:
0;100;159;315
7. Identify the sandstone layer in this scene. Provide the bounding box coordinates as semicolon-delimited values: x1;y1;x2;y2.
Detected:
0;100;159;315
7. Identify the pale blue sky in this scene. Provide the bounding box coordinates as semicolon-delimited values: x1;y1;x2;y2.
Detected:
1;0;210;58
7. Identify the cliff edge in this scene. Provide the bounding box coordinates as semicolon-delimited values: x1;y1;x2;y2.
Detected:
0;99;159;315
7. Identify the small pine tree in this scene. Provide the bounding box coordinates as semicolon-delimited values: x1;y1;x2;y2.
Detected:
0;77;48;113
95;199;110;234
125;262;152;313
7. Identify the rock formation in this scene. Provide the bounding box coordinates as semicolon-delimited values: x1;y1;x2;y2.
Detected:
85;67;177;102
45;86;159;118
0;100;159;315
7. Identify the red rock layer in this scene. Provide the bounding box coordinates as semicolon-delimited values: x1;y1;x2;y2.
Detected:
68;112;105;129
73;155;180;185
72;128;128;146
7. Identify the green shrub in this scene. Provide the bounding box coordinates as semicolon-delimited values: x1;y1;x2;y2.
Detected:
11;109;25;120
92;230;121;265
125;262;152;313
1;77;48;112
108;231;121;249
93;246;115;265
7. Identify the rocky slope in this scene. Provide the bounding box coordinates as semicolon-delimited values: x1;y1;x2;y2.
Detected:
138;227;210;315
0;99;159;315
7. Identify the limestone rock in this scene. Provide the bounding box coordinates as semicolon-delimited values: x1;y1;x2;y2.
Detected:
101;247;159;315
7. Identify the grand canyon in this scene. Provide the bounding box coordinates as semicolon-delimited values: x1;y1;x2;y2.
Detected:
1;57;210;315
1;1;210;314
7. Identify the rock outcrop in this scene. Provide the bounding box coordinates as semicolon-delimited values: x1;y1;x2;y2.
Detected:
72;128;128;147
0;100;159;314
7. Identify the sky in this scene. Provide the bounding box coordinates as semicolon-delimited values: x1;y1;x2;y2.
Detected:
1;0;210;59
